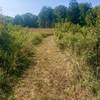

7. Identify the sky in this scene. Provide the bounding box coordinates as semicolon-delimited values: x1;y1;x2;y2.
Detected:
0;0;100;17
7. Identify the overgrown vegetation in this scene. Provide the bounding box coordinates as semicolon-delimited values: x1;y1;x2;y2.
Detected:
0;24;46;98
54;4;100;99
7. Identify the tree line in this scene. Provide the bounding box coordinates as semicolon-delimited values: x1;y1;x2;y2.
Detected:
2;0;100;27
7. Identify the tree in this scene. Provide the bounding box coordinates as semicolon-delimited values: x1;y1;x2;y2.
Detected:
22;13;38;27
4;16;13;24
38;7;54;28
54;5;67;22
0;8;4;24
85;6;100;27
13;15;24;26
93;6;100;25
79;3;92;25
68;0;80;24
13;13;38;27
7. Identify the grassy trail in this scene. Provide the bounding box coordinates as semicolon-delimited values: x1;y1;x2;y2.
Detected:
11;36;93;100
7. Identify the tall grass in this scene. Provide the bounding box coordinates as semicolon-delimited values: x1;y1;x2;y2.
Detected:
0;24;45;98
54;22;100;98
55;22;100;71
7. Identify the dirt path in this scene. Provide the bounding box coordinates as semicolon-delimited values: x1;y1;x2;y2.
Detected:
12;36;92;100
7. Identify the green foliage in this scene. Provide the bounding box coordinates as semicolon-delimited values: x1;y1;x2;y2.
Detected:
55;21;100;98
54;5;100;98
0;24;44;98
79;3;91;26
4;16;13;24
54;5;67;22
38;7;54;28
85;9;97;26
13;15;23;26
85;6;100;27
2;0;97;28
22;13;38;27
68;0;80;24
13;13;38;28
55;22;100;74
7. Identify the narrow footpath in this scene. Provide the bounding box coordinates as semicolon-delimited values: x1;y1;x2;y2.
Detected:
12;36;93;100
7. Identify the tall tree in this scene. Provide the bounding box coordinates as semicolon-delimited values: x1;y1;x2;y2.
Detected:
85;6;100;27
54;5;67;22
4;16;13;24
22;13;38;27
0;8;4;24
68;0;80;24
38;7;54;28
13;13;38;27
79;3;92;25
85;9;96;26
13;15;24;26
